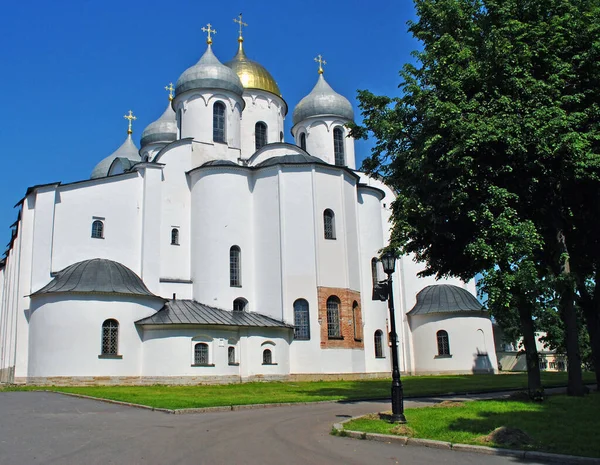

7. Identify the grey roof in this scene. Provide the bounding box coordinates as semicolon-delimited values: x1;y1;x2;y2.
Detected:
176;45;244;97
407;284;485;316
140;102;177;148
255;153;328;168
136;299;293;328
292;74;354;126
91;136;141;179
201;159;240;167
32;258;159;299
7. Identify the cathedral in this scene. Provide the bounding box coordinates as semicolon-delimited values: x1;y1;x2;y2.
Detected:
0;19;497;385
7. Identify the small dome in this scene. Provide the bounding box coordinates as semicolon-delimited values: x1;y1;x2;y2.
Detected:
31;258;159;298
91;136;141;179
140;102;177;149
225;40;281;97
407;284;484;316
175;44;243;97
292;74;354;126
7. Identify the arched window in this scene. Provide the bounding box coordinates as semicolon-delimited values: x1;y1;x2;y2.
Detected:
230;246;241;287
194;343;210;365
374;330;384;358
323;209;336;240
228;346;236;365
299;133;307;151
333;127;345;166
280;131;284;142
352;301;361;340
233;298;247;312
101;319;119;355
255;121;267;150
213;101;226;143
263;349;272;364
371;258;379;287
326;296;341;339
177;109;183;138
171;228;179;245
293;299;310;340
437;330;450;356
91;220;104;239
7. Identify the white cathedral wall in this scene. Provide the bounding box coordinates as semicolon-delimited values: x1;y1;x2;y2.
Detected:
27;295;161;378
293;118;356;169
239;91;286;159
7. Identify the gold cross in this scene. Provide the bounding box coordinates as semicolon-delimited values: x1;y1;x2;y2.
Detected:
314;54;327;74
233;13;247;40
124;110;137;135
201;23;216;45
165;82;175;101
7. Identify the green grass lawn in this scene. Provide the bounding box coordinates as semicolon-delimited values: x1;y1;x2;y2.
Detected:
343;392;600;458
1;371;595;410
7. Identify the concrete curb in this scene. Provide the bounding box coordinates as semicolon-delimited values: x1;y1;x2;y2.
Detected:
332;416;600;464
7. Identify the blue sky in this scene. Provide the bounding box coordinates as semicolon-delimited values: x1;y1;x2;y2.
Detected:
0;0;418;245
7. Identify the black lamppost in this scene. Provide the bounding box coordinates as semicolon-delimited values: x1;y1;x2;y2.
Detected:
381;251;407;423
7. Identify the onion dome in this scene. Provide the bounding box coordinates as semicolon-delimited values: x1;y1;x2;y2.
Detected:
407;285;485;316
292;73;354;126
175;44;243;97
91;134;141;179
140;102;177;149
225;38;281;97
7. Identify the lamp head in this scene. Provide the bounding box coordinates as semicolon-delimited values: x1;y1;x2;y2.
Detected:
381;251;396;274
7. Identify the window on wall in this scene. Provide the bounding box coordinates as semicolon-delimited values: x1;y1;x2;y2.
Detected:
171;228;179;245
293;299;310;340
255;121;267;150
101;319;119;355
213;101;226;143
263;349;272;365
177;109;183;137
299;133;307;151
371;258;379;287
323;209;336;240
91;220;104;239
352;301;361;340
233;298;247;312
280;131;284;142
230;246;241;287
437;330;450;356
374;330;384;358
228;346;236;365
326;296;342;339
333;127;345;166
194;343;210;365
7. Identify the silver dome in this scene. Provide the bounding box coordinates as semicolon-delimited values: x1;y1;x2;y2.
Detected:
292;74;354;126
175;45;244;97
91;136;141;179
140;102;177;148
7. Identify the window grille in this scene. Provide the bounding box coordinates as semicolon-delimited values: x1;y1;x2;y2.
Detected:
233;298;247;312
300;133;307;151
326;296;341;338
437;330;450;356
374;330;384;358
323;209;335;239
91;220;104;239
228;346;236;365
194;343;209;365
293;299;310;340
263;349;272;364
230;246;241;287
101;319;119;355
255;122;267;150
171;228;179;245
333;127;345;166
352;301;360;340
213;101;226;143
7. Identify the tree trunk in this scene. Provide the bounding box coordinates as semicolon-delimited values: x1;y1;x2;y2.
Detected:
518;300;544;400
582;303;600;389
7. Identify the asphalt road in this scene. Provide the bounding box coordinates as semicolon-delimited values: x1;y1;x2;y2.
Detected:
0;391;555;465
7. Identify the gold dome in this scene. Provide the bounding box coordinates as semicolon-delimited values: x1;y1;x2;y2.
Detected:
225;40;281;97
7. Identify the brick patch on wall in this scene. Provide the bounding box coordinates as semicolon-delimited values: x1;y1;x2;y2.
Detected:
317;286;364;350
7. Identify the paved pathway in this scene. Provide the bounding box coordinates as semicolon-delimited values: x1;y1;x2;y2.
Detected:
0;391;565;465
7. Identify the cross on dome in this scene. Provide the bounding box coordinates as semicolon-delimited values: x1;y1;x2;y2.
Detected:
165;82;175;101
123;110;137;135
233;13;248;42
201;23;217;45
314;54;327;74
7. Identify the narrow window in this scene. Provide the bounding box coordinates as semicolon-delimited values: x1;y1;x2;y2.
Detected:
194;343;209;365
293;299;310;340
233;298;247;312
279;131;284;142
263;349;272;364
326;296;341;339
91;220;104;239
171;228;179;245
255;121;267;150
177;109;183;138
101;319;119;355
228;346;236;365
374;330;384;358
352;301;361;340
333;127;345;166
371;258;379;287
437;330;450;356
300;133;307;151
230;246;241;287
323;209;336;240
213;101;226;143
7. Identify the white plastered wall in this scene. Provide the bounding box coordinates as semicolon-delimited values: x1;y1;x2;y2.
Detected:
239;91;286;159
